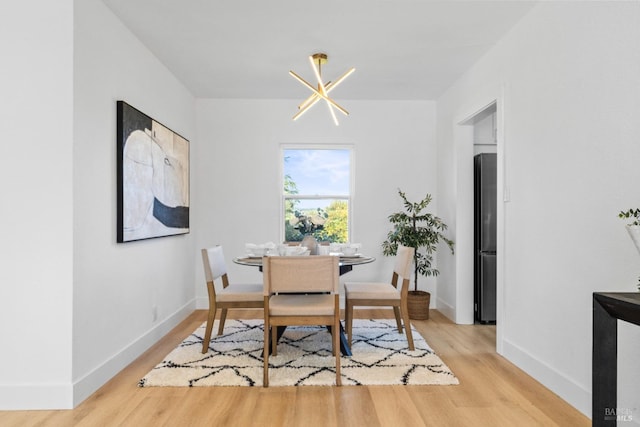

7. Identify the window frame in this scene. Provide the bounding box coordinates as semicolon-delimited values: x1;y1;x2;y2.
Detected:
279;144;355;243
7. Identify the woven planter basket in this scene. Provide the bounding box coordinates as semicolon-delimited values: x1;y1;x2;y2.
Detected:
407;290;431;320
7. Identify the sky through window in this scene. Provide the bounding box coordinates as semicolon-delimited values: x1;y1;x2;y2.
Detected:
284;149;350;196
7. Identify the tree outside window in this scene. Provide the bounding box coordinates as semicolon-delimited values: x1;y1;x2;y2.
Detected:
282;147;352;243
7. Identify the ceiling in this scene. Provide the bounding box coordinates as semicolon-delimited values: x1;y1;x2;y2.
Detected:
101;0;537;100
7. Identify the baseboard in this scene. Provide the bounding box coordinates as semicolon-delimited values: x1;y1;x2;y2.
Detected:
72;300;196;407
435;296;455;322
0;383;74;410
502;337;591;418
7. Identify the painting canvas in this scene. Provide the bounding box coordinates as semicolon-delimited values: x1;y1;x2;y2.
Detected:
117;101;190;242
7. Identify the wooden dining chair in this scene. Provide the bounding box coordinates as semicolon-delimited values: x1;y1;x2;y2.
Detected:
262;255;341;387
344;244;416;350
201;246;264;354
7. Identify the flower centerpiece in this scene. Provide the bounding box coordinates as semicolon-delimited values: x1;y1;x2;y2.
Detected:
290;211;326;254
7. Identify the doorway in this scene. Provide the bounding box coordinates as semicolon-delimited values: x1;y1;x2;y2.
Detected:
471;105;497;324
456;99;504;352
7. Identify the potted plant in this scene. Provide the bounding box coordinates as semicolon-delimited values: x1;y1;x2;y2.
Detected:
619;208;640;252
618;208;640;291
382;189;454;319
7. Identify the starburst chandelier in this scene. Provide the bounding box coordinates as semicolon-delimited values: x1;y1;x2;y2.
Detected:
289;53;355;126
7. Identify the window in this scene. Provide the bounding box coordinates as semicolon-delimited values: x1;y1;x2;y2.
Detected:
282;146;353;243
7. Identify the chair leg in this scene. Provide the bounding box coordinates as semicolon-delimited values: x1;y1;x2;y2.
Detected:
271;327;278;356
400;302;415;351
346;301;354;349
392;306;402;332
217;308;228;335
334;317;342;386
329;325;336;356
201;304;217;354
344;299;349;336
263;324;270;387
343;294;349;325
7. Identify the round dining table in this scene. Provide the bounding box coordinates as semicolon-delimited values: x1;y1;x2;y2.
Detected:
233;253;375;356
233;254;375;275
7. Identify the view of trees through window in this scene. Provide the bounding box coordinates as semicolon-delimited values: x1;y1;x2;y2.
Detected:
283;148;351;243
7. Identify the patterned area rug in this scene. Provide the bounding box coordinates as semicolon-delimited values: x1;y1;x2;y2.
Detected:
139;319;458;387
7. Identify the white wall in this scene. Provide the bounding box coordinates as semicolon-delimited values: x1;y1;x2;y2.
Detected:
436;1;640;418
193;99;439;306
72;0;197;407
0;0;195;410
0;0;74;410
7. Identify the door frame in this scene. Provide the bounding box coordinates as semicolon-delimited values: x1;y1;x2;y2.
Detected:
454;92;506;354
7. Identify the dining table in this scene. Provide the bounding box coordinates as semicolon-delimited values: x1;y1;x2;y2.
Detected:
233;253;375;356
233;253;375;275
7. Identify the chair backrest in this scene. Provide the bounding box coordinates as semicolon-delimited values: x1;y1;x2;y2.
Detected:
393;245;415;279
201;246;229;290
263;256;339;295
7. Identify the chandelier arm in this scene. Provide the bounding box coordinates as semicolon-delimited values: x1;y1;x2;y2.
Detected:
298;81;332;110
322;96;349;116
326;99;339;125
327;68;355;92
297;68;353;110
289;70;317;92
295;92;347;120
301;66;353;107
292;101;317;120
290;70;348;116
320;68;354;120
309;56;328;96
293;95;324;120
297;95;320;113
309;56;339;124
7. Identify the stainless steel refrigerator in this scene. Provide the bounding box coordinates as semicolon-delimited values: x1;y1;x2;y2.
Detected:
474;153;497;323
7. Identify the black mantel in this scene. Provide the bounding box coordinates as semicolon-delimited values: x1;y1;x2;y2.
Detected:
592;292;640;426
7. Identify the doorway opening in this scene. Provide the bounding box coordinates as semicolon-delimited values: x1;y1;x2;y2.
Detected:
457;100;502;350
471;104;497;324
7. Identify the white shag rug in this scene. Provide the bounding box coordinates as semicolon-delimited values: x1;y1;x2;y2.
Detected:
139;319;459;387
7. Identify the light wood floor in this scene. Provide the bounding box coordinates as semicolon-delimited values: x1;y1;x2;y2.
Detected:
1;309;589;427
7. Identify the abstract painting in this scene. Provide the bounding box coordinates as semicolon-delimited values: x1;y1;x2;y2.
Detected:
117;101;189;242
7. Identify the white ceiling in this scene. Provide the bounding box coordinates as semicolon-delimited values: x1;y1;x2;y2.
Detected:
101;0;537;100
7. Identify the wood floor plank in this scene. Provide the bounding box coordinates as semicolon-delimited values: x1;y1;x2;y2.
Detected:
368;386;427;427
291;387;337;426
407;388;465;427
332;386;381;427
255;387;297;426
0;309;590;427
